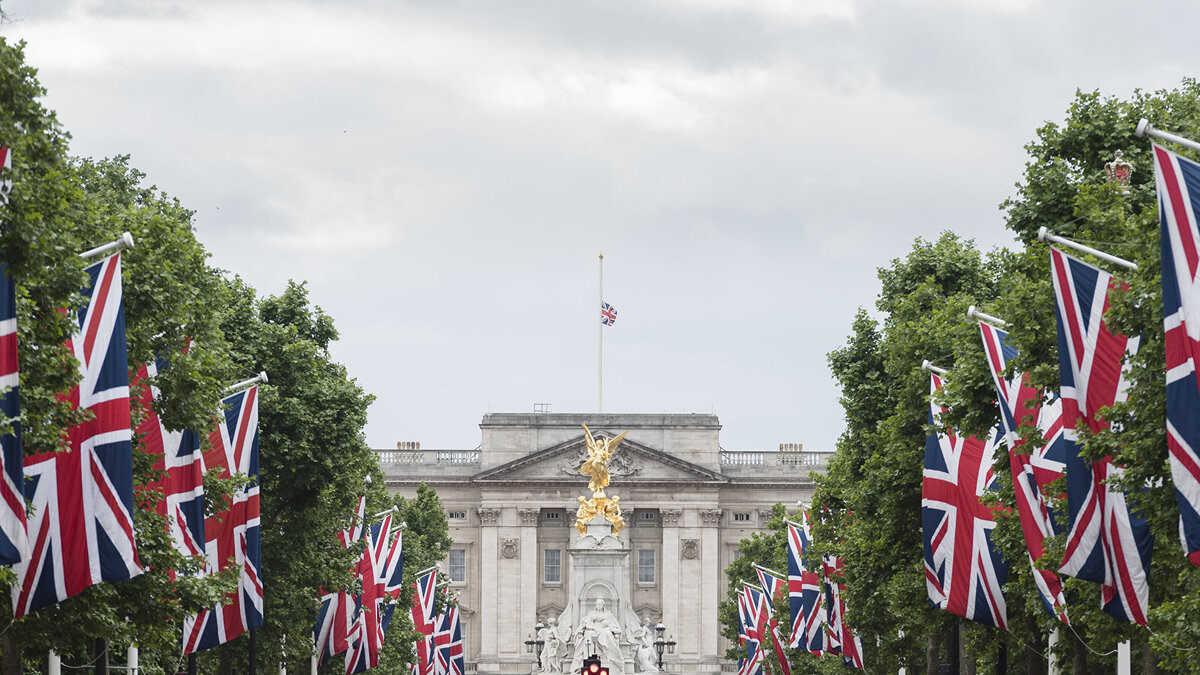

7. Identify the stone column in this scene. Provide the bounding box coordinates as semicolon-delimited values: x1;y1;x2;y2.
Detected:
698;509;723;666
518;508;540;655
478;507;502;673
660;509;681;649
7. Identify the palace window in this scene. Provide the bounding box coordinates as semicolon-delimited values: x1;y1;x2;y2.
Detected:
638;549;656;584
639;511;656;521
544;549;562;584
544;511;560;520
448;511;467;521
448;549;466;582
733;512;751;522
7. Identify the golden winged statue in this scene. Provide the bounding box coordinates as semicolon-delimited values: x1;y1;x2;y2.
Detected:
579;424;628;497
575;424;630;535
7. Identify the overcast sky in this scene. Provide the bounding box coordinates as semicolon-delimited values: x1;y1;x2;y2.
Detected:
1;0;1192;453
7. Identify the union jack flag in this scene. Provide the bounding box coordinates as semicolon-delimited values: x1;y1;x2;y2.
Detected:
412;569;439;634
133;358;204;566
785;516;824;654
346;522;386;675
317;496;370;665
821;557;863;669
1050;247;1153;624
601;302;617;326
0;260;26;566
1153;144;1200;566
977;320;1070;622
13;252;142;618
444;601;464;675
183;385;263;652
753;567;792;675
921;373;1008;628
736;585;764;675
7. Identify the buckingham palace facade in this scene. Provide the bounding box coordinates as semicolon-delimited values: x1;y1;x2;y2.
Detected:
379;413;829;675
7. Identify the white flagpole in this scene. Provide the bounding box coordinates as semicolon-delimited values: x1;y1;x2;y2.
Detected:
966;305;1009;327
1135;118;1200;154
1037;226;1138;271
921;360;948;376
598;252;604;414
79;231;134;259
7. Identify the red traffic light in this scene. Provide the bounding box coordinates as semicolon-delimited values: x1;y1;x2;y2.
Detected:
588;665;599;674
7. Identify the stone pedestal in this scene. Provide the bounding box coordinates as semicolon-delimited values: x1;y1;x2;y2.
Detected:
565;515;633;675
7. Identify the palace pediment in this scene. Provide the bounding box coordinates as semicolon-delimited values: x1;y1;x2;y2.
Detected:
471;433;726;486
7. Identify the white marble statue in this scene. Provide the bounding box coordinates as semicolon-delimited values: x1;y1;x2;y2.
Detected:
539;617;567;675
629;616;658;673
569;599;624;675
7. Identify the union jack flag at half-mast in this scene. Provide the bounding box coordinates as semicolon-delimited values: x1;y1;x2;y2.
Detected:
977;320;1070;623
1050;247;1153;624
183;385;263;652
921;373;1008;628
133;357;205;569
753;568;792;675
736;586;764;675
822;557;864;670
13;252;142;618
1153;144;1200;566
0;258;26;566
601;302;617;326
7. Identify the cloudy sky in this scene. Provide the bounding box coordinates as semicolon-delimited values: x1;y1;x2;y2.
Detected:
0;0;1192;453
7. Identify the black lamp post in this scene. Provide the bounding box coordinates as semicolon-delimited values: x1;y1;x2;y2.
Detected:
653;621;675;671
524;621;546;669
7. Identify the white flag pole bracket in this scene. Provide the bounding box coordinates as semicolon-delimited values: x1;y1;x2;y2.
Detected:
79;232;134;259
921;360;948;376
227;371;268;394
750;562;786;579
1135;118;1200;154
966;305;1009;327
1037;226;1138;271
373;505;399;519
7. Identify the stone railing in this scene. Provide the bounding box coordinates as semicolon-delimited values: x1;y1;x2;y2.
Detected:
376;449;480;465
720;451;832;473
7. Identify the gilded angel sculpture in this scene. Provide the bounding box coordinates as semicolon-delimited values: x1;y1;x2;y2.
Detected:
579;424;628;497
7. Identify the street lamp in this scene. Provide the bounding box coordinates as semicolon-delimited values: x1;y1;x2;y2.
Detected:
653;621;675;671
524;621;546;669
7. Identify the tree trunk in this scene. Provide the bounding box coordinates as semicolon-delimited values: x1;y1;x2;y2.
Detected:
1069;630;1088;675
1140;644;1158;674
1023;616;1045;675
1;634;20;675
926;635;940;675
219;644;234;675
960;637;976;675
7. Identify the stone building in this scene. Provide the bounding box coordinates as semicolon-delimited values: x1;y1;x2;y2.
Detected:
379;413;829;675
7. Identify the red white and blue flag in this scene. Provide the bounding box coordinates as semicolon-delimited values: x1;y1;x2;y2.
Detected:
921;373;1008;628
753;567;793;675
183;385;263;651
413;569;440;675
977;321;1070;623
601;302;617;326
1153;144;1200;566
822;557;863;669
317;496;370;665
0;259;26;566
737;585;764;675
443;601;464;675
134;357;205;566
1050;247;1153;624
13;252;142;618
785;514;825;654
346;521;386;675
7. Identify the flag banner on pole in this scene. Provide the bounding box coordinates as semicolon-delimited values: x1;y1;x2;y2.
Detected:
13;252;141;618
446;602;464;675
1050;247;1153;624
412;569;439;634
785;515;825;654
0;260;26;566
346;521;386;675
753;567;793;675
133;357;205;567
820;557;842;656
432;592;453;675
736;586;764;675
183;385;263;652
921;373;1008;628
600;302;617;326
1153;143;1200;566
823;557;864;669
977;321;1070;623
317;496;369;665
734;584;748;675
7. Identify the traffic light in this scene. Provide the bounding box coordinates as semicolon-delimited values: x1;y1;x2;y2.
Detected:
582;657;605;675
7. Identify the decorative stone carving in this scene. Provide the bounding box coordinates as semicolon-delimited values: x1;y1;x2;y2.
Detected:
518;508;539;526
758;509;774;524
559;444;642;480
500;538;520;559
699;509;722;526
680;538;700;560
477;507;501;525
660;509;682;525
